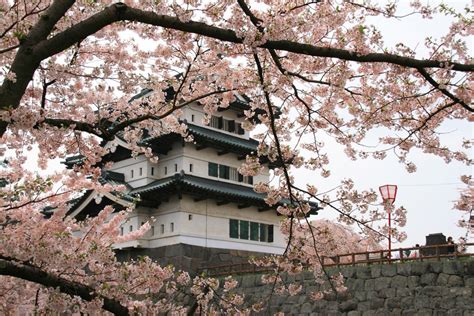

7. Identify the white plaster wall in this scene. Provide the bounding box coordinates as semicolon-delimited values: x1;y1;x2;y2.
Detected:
115;196;285;254
182;144;269;184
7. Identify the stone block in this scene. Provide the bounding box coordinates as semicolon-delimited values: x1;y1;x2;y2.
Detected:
397;264;411;276
390;308;403;316
378;287;396;298
371;265;382;278
465;277;474;287
356;266;372;279
348;279;365;291
392;275;408;288
339;299;358;312
446;309;463;316
402;309;418;316
386;297;402;309
417;309;434;316
374;277;391;290
348;311;362;316
357;301;370;311
411;262;429;275
450;287;472;296
401;296;414;309
443;261;462;275
420;273;437;286
407;275;420;288
366;290;378;300
414;295;431;309
341;266;356;278
363;311;378;316
448;275;463;286
420;285;448;297
437;272;450;285
396;288;414;297
353;290;367;302
382;264;398;277
430;261;443;273
466;259;474;275
365;278;375;291
370;298;385;309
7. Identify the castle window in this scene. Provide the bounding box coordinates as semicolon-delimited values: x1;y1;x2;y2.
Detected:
151;226;155;236
170;222;174;232
129;225;133;232
229;219;274;243
210;116;220;129
139;167;143;176
239;220;249;240
236;123;245;135
229;167;239;182
208;162;218;177
164;166;168;175
219;165;230;179
120;227;124;236
188;214;193;221
130;170;134;178
151;167;154;176
174;164;178;172
189;164;193;172
160;224;165;234
191;114;195;122
250;222;259;241
209;116;244;135
229;219;239;239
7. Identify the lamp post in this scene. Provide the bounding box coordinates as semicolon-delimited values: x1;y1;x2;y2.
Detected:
379;184;398;259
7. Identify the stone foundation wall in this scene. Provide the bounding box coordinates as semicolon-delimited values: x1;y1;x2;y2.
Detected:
116;243;269;273
227;259;474;315
117;245;474;315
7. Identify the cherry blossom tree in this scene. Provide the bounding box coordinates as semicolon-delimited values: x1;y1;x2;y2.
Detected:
1;0;472;314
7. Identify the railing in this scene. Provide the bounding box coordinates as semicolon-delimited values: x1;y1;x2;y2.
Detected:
321;243;474;267
198;243;474;277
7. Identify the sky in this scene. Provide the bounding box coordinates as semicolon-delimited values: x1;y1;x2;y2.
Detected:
292;0;473;248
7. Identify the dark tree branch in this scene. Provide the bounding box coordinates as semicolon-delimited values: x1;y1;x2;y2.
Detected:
0;256;129;316
417;67;473;112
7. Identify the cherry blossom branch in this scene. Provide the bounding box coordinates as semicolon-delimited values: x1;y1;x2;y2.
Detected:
0;256;130;316
416;67;473;112
34;88;233;140
1;1;472;137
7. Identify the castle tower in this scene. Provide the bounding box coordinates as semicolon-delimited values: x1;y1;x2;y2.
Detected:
66;92;318;268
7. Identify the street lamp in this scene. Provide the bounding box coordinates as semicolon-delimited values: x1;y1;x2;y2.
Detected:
379;184;398;259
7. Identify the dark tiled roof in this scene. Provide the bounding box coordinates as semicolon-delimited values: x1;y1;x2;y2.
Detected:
187;124;258;153
131;172;264;202
131;172;319;214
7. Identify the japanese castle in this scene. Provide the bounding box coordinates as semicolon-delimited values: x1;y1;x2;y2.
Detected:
66;90;319;259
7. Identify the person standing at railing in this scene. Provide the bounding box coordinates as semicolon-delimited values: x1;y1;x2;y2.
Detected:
447;237;456;257
410;244;420;258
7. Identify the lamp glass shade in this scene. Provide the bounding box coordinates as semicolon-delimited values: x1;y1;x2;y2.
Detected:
379;184;397;204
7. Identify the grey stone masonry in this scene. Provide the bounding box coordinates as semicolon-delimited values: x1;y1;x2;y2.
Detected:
194;259;474;315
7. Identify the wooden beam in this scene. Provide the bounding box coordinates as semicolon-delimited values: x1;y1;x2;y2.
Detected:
216;200;230;206
194;197;206;202
196;144;207;151
258;206;272;212
217;150;229;156
237;155;246;160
